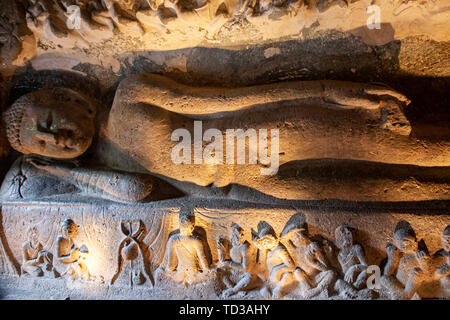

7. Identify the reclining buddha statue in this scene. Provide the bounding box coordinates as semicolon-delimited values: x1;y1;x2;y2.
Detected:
1;74;449;202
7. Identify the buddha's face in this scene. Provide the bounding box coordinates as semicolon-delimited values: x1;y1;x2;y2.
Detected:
394;233;417;253
16;89;95;159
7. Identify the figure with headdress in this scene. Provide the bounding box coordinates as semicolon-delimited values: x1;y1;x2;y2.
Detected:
333;223;375;299
334;224;368;289
216;222;260;297
281;212;337;299
380;221;434;299
56;218;103;282
432;225;450;295
252;221;296;298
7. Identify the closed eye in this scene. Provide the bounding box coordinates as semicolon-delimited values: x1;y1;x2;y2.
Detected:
46;112;53;129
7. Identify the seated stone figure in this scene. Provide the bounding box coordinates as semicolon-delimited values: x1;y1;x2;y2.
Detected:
216;223;259;297
280;213;337;299
332;223;376;299
252;221;297;298
156;209;211;285
21;225;56;278
433;225;450;294
56;218;102;283
335;224;369;290
1;87;154;203
381;221;435;299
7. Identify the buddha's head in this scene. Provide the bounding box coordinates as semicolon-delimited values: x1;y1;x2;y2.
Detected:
394;221;417;254
3;88;96;159
230;223;244;246
442;225;450;252
335;224;354;249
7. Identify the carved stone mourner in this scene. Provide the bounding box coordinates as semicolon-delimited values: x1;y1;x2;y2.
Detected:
216;223;260;298
56;218;103;283
380;221;435;300
282;213;340;299
21;225;57;278
252;220;297;298
156;208;213;286
433;226;450;293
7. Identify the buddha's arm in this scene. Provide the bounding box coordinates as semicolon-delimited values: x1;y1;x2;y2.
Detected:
125;74;409;115
27;158;153;202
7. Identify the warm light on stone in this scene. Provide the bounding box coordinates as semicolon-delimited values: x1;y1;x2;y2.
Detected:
0;0;448;301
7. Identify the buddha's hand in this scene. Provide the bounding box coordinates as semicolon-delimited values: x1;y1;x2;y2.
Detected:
25;157;53;170
26;157;76;175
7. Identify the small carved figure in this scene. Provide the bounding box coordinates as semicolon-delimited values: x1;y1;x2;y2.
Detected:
217;223;259;297
281;213;337;299
159;208;211;285
111;220;153;287
433;225;450;291
56;218;103;283
333;224;376;299
21;225;56;278
25;0;55;38
381;221;434;299
252;221;296;298
335;224;369;289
